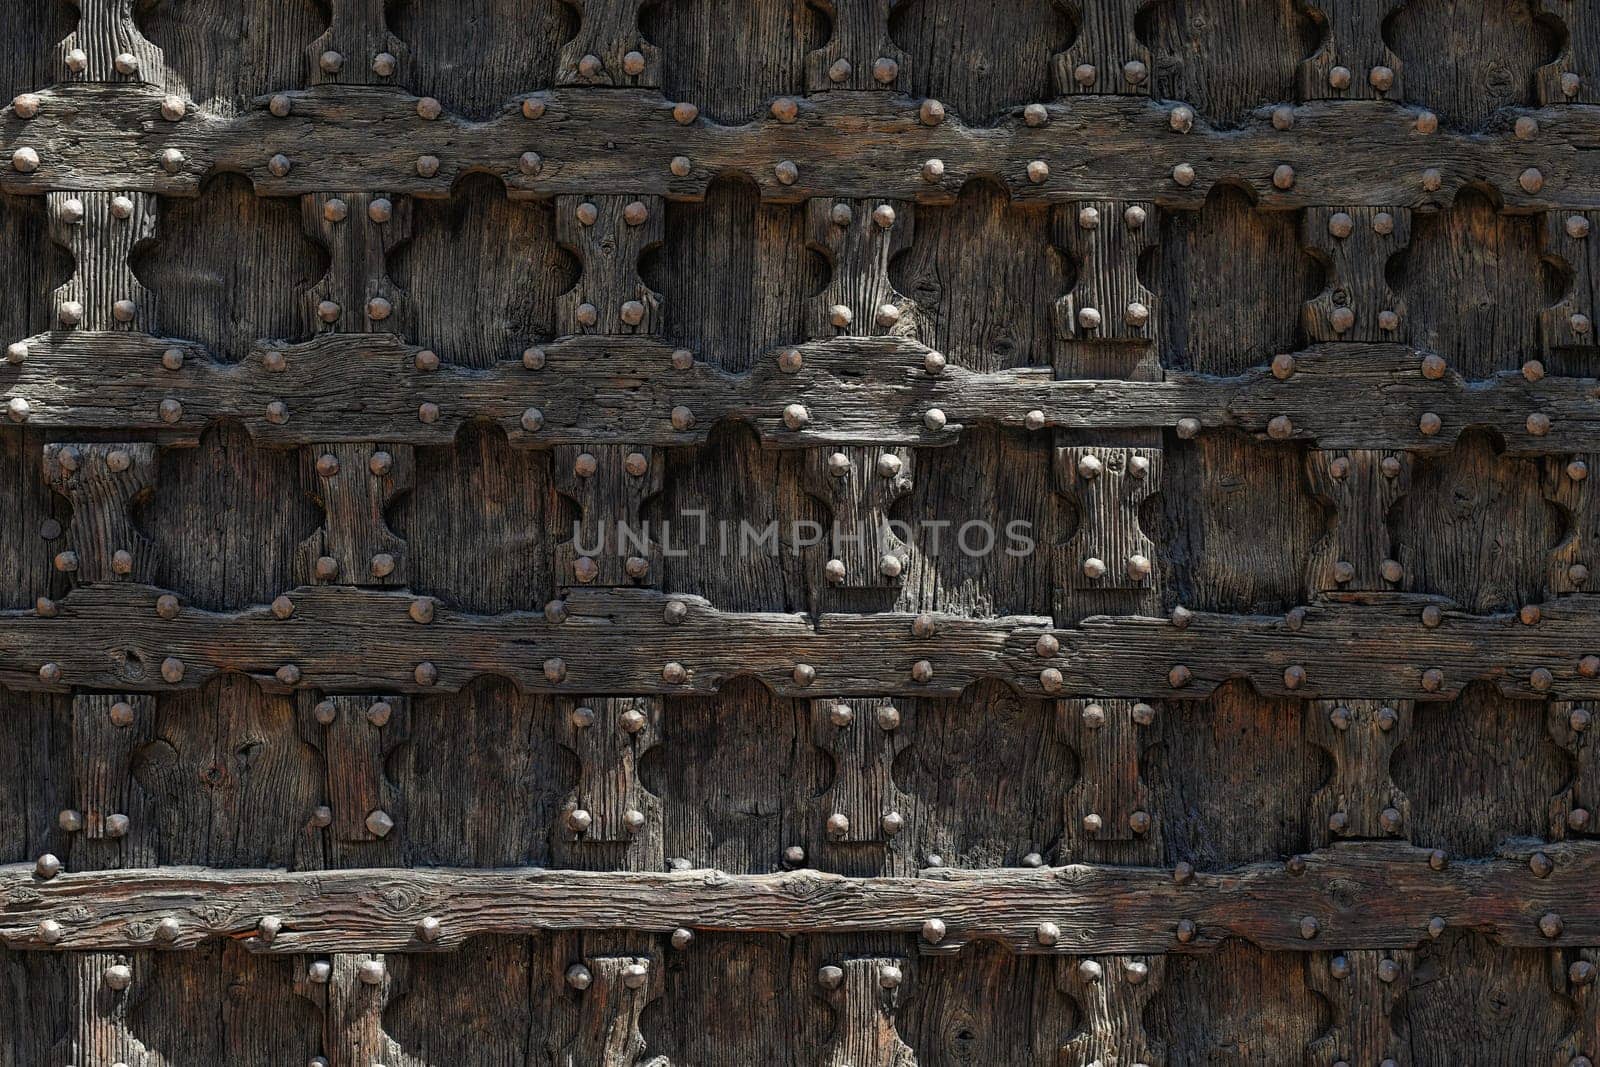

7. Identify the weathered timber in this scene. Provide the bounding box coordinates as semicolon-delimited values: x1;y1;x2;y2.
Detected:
5;335;1600;455
0;86;1590;209
3;840;1597;955
820;957;916;1067
1306;949;1413;1066
0;582;1045;698
6;583;1600;700
1058;955;1164;1066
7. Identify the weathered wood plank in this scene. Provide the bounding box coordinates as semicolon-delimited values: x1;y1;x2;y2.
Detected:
6;582;1600;700
0;85;1588;209
8;335;1600;456
3;839;1598;955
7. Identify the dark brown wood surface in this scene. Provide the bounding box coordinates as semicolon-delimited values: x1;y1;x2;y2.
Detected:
3;2;1600;1064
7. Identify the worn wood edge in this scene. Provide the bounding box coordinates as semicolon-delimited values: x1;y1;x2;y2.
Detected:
1;334;1591;454
0;84;1588;209
4;584;1600;701
0;839;1590;955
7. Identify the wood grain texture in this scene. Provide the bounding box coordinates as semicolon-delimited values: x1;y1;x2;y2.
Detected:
7;838;1600;955
19;331;1600;457
1143;0;1315;127
2;5;1597;1059
137;0;323;115
647;0;822;120
42;441;158;586
1387;0;1556;126
4;86;1591;210
13;580;1600;700
889;0;1071;115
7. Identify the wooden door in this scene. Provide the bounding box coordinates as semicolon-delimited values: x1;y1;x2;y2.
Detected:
1;1;1597;1063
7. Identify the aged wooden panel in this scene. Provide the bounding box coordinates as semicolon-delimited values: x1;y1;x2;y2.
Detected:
2;2;1598;1063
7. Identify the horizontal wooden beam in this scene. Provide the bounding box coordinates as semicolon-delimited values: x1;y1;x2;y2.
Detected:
1;335;1589;454
3;584;1598;700
1;84;1589;209
1;839;1593;955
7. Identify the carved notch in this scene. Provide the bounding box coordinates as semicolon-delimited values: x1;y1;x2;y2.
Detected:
303;695;408;850
1534;2;1596;104
1305;950;1412;1066
62;694;155;869
303;193;411;334
1058;955;1164;1067
1543;454;1600;596
1052;1;1153;97
555;445;665;588
820;957;917;1067
61;952;158;1066
558;0;662;86
807;198;916;339
1305;449;1412;597
1542;210;1600;349
1297;0;1404;101
49;191;157;333
307;1;408;86
557;195;664;335
559;698;664;868
1060;699;1158;853
297;953;406;1067
298;443;413;587
1549;701;1600;839
814;697;915;849
43;443;158;585
1302;207;1410;342
806;0;908;91
566;955;670;1065
1055;200;1158;346
1306;699;1413;843
1055;445;1160;596
57;1;166;85
804;446;916;590
1555;946;1600;1064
